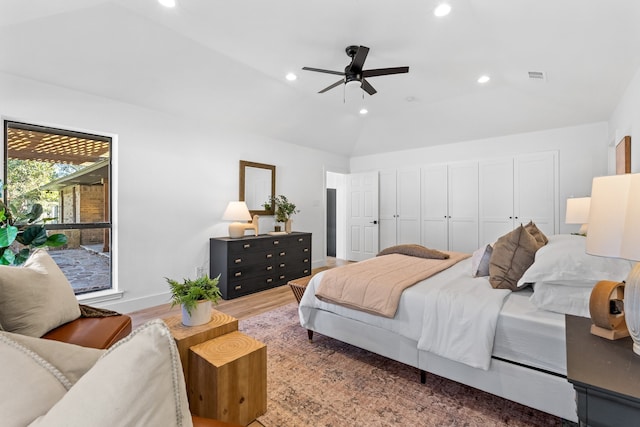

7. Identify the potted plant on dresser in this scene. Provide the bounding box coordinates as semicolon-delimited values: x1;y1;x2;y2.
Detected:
166;274;222;326
265;195;299;233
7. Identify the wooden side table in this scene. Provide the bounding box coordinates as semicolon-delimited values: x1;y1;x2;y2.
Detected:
566;314;640;426
189;331;267;426
163;310;238;380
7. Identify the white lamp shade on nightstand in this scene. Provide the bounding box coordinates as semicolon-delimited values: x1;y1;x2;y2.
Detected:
222;201;253;238
565;197;591;234
586;174;640;353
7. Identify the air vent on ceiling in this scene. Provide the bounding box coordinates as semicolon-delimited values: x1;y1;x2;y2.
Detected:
528;71;546;81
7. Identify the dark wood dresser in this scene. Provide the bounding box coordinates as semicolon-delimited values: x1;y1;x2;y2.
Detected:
210;232;312;299
566;314;640;427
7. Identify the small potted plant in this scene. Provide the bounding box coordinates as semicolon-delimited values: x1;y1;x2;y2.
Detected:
166;274;222;326
265;195;299;233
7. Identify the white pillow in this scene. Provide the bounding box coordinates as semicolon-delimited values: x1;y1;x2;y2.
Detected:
517;234;634;287
0;249;81;337
0;331;102;427
471;244;493;277
530;282;594;318
29;319;193;427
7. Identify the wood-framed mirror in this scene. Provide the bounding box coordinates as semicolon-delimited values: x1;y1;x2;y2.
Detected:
239;160;275;215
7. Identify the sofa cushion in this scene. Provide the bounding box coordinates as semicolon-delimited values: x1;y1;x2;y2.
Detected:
0;331;103;427
28;319;193;427
0;249;81;337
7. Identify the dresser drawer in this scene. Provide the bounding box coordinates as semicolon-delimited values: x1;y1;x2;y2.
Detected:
227;250;276;267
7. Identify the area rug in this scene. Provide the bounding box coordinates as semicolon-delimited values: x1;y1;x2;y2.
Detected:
239;303;562;427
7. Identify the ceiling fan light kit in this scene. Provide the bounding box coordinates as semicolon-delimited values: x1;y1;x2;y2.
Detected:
303;45;409;97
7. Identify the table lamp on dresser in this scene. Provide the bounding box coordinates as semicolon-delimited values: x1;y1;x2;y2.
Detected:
222;201;258;238
586;173;640;352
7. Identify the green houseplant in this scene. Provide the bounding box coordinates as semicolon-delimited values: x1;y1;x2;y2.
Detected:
166;274;222;326
0;200;68;265
264;195;299;232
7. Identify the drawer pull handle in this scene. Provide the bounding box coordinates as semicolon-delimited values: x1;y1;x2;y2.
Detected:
234;285;242;290
234;258;242;264
266;278;273;283
303;248;309;252
279;275;285;280
304;258;309;263
234;272;242;277
243;244;251;249
266;254;273;258
266;266;273;271
280;263;285;268
298;238;303;242
304;269;309;274
280;252;286;256
273;240;279;245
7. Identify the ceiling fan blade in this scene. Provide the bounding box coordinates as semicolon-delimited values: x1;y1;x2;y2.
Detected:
362;66;409;78
361;79;377;95
347;46;369;73
302;67;345;76
318;79;345;93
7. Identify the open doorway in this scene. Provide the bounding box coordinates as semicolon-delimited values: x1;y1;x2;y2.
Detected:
326;171;347;261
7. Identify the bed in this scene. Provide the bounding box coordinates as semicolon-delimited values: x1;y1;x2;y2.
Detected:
298;232;635;422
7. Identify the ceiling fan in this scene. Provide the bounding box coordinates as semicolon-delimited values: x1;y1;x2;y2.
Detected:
302;45;409;96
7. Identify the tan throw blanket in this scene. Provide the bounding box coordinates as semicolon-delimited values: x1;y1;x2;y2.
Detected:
315;251;470;318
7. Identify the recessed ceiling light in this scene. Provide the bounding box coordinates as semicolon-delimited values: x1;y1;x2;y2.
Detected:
434;3;451;17
285;73;297;81
477;75;491;84
158;0;176;7
359;108;368;115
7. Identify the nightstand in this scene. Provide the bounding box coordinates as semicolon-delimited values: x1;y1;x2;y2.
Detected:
565;315;640;426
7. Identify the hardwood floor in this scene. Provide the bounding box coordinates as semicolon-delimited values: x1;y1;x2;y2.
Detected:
127;258;350;329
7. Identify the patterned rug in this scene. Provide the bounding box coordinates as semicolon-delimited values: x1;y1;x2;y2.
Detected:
239;303;562;427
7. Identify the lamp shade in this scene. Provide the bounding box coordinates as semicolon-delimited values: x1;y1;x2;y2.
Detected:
565;197;591;224
222;201;252;222
585;174;640;261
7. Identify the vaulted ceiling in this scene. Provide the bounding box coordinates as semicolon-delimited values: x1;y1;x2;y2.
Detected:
1;0;639;156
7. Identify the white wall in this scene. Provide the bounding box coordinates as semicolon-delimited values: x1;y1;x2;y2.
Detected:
0;72;349;312
350;122;610;235
609;66;640;173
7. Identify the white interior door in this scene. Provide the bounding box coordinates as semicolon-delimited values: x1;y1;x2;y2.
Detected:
396;168;421;245
347;171;379;261
479;157;514;246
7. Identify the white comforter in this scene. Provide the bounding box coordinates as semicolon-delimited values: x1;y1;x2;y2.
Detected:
417;274;510;370
299;257;510;370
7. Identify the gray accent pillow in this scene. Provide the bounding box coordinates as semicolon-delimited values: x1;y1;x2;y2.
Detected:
377;244;450;260
0;249;81;337
471;244;493;277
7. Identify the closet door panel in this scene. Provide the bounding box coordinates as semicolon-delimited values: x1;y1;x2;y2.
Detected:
515;152;557;236
448;162;479;253
421;164;448;250
397;168;421;245
479;158;515;245
378;170;397;250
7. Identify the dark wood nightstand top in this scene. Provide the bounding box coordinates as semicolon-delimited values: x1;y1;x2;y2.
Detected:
566;314;640;400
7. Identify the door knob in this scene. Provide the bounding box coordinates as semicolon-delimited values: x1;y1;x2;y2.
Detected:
370;220;378;224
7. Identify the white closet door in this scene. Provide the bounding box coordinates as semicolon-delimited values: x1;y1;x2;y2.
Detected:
421;164;448;250
448;161;479;253
396;168;421;245
479;157;515;246
346;171;379;261
378;169;397;250
515;152;558;236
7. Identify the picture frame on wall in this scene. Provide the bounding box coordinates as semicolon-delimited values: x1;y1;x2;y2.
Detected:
616;136;631;174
